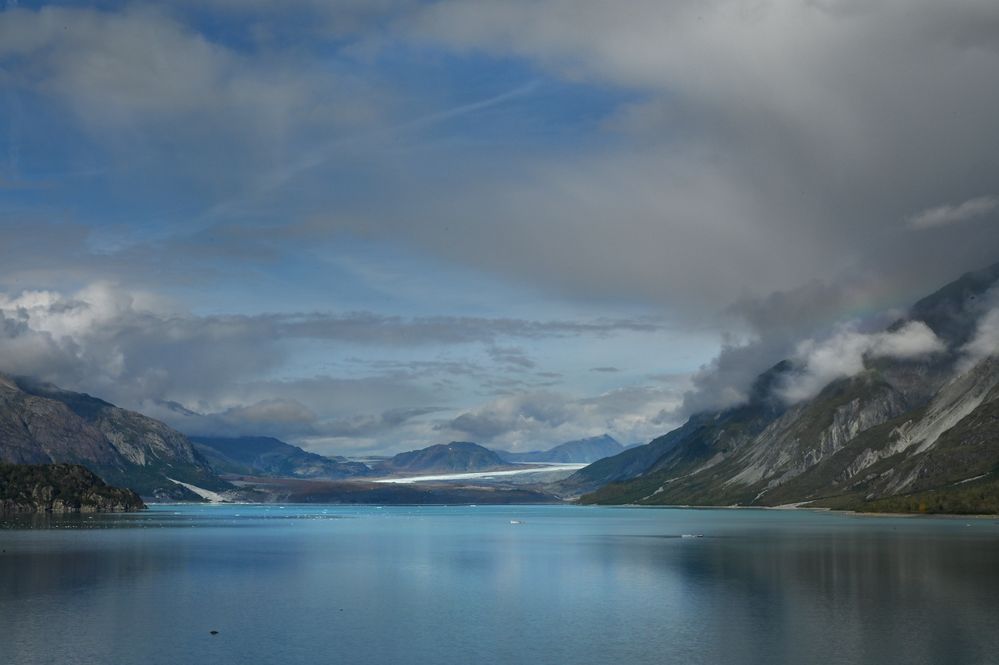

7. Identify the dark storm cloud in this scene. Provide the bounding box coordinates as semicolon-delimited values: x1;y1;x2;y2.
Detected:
380;0;999;312
392;0;999;420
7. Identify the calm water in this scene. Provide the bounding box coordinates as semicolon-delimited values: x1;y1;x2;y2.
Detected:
2;505;998;665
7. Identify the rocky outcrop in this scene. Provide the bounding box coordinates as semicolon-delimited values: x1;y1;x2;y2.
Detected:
0;463;145;513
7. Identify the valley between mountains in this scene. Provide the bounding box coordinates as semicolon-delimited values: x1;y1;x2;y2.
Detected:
4;264;999;514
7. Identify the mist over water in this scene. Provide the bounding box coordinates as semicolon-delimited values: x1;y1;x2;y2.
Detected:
2;505;998;665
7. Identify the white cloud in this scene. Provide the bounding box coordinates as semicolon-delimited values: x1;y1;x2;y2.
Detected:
869;322;947;358
959;306;999;372
439;383;688;450
0;5;387;208
777;320;945;403
0;7;305;127
0;281;678;452
907;195;999;230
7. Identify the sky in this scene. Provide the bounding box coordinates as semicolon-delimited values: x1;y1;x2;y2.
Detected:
1;0;998;455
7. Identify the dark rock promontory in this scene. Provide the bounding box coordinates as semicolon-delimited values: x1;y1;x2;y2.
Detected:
0;463;145;514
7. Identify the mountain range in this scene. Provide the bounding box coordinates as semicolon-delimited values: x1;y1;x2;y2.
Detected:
191;436;373;480
3;263;999;512
560;263;999;514
494;435;624;464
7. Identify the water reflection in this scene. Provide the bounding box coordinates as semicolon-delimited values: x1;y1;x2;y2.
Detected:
596;520;999;664
1;506;997;665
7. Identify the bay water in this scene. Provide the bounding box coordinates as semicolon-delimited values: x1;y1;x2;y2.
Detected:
2;504;998;665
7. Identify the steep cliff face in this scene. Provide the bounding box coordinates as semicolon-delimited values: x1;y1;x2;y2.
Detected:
763;357;999;507
0;375;122;466
0;377;227;499
0;463;145;513
575;265;999;512
721;374;913;492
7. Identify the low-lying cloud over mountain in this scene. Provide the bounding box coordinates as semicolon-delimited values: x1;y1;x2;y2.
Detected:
776;321;946;404
907;195;999;230
438;385;686;452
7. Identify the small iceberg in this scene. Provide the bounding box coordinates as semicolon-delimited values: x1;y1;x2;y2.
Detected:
680;534;703;538
510;520;523;525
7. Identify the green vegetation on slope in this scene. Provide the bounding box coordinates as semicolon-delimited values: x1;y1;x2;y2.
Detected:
852;473;999;515
1;463;146;513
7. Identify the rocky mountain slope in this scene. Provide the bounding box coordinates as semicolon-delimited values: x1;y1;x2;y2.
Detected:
191;436;373;479
565;263;999;513
0;463;145;513
0;376;228;499
495;435;623;464
378;441;509;474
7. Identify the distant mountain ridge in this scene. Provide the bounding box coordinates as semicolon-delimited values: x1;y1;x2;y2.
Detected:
0;376;228;500
494;435;623;464
561;263;999;513
191;436;373;479
378;441;509;474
